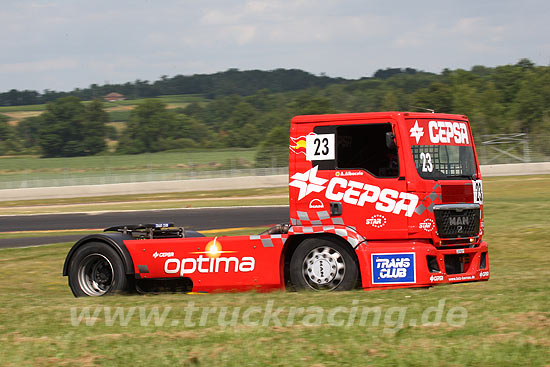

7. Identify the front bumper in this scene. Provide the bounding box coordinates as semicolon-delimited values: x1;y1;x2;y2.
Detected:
355;240;489;289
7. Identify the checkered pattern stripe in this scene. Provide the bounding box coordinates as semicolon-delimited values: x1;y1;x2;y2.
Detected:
249;234;288;248
134;265;149;279
414;183;441;215
288;225;366;249
290;210;344;226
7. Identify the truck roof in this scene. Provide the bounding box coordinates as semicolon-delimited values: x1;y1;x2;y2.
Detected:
291;111;468;124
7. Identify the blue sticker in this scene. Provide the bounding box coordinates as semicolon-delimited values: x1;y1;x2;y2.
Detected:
371;253;416;284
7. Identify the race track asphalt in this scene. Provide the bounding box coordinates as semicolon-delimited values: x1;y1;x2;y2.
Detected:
0;206;289;249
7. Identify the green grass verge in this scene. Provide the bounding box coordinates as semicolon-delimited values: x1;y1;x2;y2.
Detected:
0;149;256;172
0;148;259;186
0;176;549;366
104;94;207;107
0;104;47;113
107;110;131;122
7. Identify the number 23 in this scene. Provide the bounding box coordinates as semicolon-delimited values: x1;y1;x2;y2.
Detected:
314;138;329;156
420;152;433;172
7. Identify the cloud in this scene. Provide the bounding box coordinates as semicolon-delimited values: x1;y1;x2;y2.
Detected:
0;58;78;74
1;0;549;91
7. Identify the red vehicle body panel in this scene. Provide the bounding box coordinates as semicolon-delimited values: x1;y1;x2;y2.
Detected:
125;235;288;292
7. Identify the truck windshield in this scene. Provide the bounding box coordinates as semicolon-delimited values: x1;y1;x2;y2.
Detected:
411;145;477;180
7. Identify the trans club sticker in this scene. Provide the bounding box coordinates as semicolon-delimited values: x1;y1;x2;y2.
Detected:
371;253;416;284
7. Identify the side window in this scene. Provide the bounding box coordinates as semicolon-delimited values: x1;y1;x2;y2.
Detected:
336;123;399;178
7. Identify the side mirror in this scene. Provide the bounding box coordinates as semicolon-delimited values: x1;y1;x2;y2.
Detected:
386;132;397;150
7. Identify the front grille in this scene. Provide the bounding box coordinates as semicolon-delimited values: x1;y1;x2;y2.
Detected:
434;204;480;238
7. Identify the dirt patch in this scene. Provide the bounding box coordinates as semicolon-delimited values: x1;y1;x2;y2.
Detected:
166;103;189;109
2;111;43;125
515;311;550;330
104;105;134;112
33;353;101;367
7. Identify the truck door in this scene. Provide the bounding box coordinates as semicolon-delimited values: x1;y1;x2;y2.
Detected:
289;120;413;239
329;122;410;239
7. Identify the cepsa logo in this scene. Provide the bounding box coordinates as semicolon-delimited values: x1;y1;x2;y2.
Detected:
289;166;419;217
409;120;470;145
153;251;174;258
164;238;255;276
372;253;416;284
430;274;444;282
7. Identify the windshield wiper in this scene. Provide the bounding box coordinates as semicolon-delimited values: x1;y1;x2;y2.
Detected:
447;174;475;180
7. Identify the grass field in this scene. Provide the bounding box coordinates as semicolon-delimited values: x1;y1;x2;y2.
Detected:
0;95;257;189
0;94;208;125
0;149;259;187
0;149;256;172
0;176;549;366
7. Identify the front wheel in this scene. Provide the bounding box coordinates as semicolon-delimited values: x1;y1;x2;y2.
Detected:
67;242;129;297
289;238;358;291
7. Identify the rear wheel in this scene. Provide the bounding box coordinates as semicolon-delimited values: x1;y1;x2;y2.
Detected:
290;238;358;291
68;242;128;297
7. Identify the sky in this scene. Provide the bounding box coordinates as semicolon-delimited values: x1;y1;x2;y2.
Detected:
1;0;549;92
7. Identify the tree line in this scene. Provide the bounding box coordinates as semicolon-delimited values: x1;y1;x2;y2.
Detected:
0;69;346;106
1;59;548;166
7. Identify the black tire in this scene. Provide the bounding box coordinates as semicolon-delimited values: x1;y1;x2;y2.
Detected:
289;237;358;291
68;241;129;297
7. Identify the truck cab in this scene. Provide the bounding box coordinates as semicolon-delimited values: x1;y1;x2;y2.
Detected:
288;112;488;288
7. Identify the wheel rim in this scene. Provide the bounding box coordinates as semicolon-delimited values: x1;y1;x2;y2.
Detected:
77;253;114;296
302;246;346;290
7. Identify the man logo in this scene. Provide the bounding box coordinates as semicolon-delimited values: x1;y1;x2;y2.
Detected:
309;199;324;209
449;216;469;226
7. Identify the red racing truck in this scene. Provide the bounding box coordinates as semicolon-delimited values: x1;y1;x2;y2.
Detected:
63;112;489;296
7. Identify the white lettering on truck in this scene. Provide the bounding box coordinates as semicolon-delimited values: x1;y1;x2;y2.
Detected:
164;255;255;276
324;177;418;217
291;167;419;217
428;121;469;145
376;257;411;279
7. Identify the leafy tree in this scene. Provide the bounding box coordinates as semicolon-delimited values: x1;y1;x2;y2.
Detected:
255;125;289;167
17;116;42;149
289;95;335;115
412;82;453;113
158;114;214;150
38;97;87;157
117;99;174;154
82;99;109;154
36;97;108;157
3;61;550;158
478;82;506;134
0;115;22;154
381;91;399;110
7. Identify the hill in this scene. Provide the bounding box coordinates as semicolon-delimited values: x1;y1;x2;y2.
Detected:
0;68;348;106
